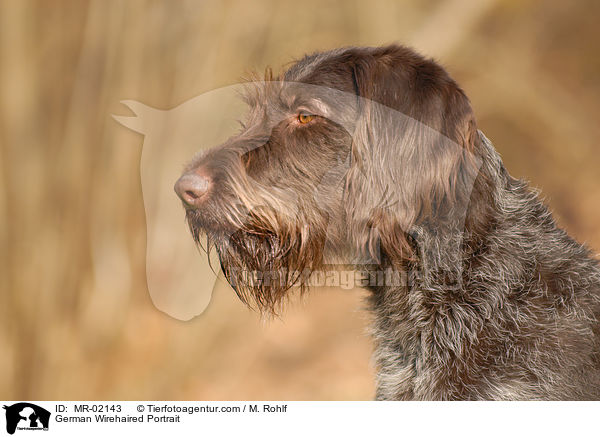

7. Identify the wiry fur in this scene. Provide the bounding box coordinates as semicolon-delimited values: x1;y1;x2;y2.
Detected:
177;45;600;400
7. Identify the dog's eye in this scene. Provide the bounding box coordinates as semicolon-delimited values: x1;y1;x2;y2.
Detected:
297;112;315;124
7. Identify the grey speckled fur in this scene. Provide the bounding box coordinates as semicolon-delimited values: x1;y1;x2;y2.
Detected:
371;133;600;400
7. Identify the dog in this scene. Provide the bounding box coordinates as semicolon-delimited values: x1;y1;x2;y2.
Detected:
174;45;600;400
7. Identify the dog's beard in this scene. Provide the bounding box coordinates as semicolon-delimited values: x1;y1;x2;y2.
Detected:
186;210;325;314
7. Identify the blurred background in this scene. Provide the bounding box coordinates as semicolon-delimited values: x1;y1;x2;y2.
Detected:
1;0;599;400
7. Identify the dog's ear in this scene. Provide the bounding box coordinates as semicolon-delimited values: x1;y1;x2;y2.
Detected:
344;48;482;264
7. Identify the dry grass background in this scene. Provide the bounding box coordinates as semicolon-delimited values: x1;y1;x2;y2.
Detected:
1;0;599;400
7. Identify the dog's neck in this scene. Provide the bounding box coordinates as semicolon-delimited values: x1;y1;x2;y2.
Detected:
366;132;537;399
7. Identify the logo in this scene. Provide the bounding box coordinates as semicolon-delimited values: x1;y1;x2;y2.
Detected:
3;403;50;435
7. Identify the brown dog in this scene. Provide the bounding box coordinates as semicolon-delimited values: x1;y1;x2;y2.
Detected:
175;45;600;400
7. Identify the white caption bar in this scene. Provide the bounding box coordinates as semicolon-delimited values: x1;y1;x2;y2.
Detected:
0;401;596;437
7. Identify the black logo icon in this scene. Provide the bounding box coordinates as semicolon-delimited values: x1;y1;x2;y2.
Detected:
3;403;50;435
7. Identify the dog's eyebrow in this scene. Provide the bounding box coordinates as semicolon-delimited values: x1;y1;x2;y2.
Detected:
287;96;332;118
304;98;331;117
278;85;332;116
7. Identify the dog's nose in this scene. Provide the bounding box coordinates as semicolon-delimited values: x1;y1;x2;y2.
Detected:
174;173;210;208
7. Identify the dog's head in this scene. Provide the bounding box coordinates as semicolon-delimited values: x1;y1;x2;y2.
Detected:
175;45;486;312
